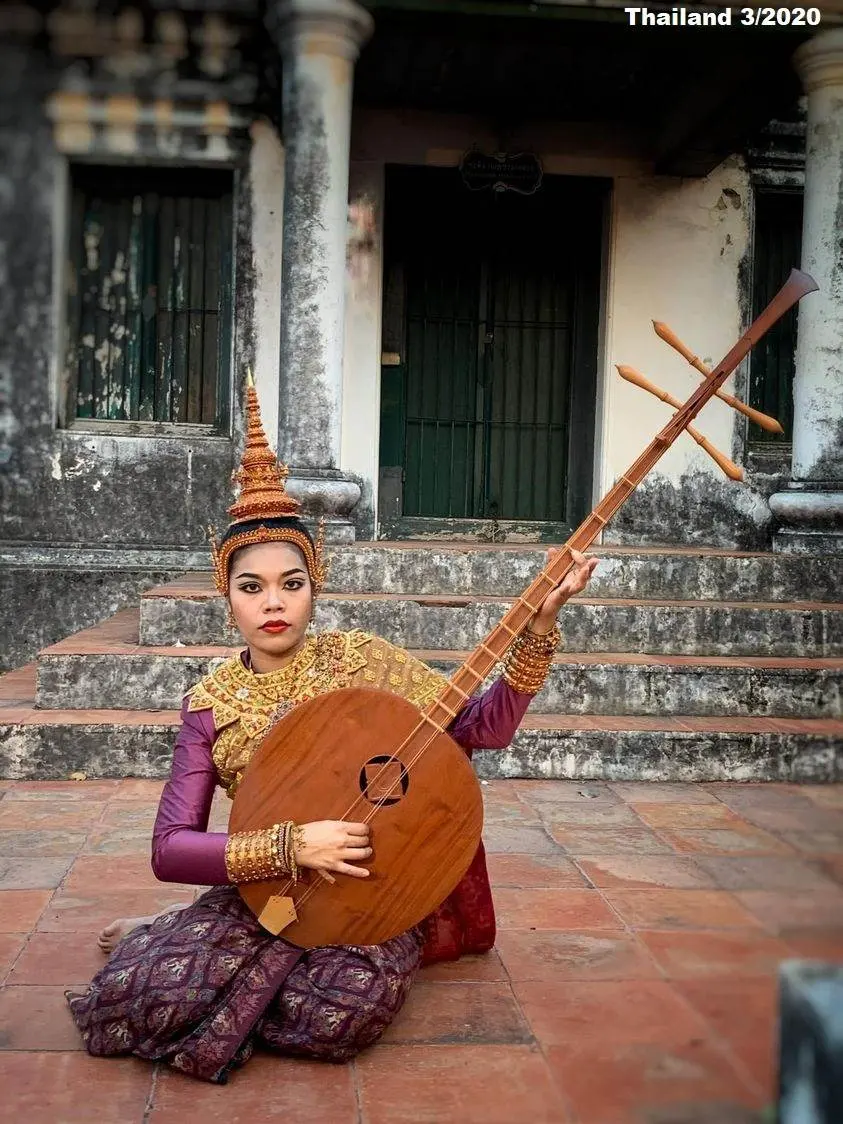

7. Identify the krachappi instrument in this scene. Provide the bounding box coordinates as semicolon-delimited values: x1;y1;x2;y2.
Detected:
229;268;818;948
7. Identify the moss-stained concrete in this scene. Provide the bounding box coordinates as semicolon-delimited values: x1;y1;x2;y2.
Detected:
136;589;843;656
35;647;842;718
1;716;839;783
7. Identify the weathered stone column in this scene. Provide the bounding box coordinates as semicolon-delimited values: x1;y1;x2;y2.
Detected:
769;29;843;553
267;0;373;542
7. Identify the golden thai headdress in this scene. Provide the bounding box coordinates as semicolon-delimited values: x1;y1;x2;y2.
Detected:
209;372;327;597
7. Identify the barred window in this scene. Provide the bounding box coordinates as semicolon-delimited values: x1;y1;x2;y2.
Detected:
64;165;233;430
747;188;803;445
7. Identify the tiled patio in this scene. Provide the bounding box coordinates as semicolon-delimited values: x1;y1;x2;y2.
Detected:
1;778;842;1123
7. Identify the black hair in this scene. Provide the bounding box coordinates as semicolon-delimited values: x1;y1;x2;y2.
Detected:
224;517;315;580
221;516;315;548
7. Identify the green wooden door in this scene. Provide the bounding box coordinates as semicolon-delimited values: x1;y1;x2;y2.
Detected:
65;166;233;430
747;188;803;445
380;165;604;529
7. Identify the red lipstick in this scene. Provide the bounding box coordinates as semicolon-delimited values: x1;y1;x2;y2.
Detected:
260;620;291;633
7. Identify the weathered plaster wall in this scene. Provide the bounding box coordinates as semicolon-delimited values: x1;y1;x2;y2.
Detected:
247;114;379;538
0;94;251;539
600;161;778;548
0;567;181;673
351;107;651;179
0;20;259;667
350;109;772;546
1;47;56;494
790;38;843;485
342;158;384;529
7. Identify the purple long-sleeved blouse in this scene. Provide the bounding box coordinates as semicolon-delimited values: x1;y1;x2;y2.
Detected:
151;670;532;886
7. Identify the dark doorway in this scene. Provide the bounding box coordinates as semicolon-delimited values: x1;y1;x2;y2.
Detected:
379;164;606;538
748;187;803;446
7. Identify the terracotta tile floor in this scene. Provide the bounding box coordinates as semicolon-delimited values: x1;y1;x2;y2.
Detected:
1;779;841;1124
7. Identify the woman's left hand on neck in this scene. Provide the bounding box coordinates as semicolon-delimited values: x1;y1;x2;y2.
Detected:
527;548;599;635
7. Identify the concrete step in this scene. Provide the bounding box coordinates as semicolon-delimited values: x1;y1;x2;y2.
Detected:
34;611;843;719
2;688;840;782
6;543;841;604
139;583;843;657
326;543;843;602
141;546;843;602
35;610;237;711
5;659;840;782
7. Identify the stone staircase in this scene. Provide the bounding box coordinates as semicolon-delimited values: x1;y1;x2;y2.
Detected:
1;543;842;781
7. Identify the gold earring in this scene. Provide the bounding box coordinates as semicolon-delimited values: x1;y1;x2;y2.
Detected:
226;606;236;631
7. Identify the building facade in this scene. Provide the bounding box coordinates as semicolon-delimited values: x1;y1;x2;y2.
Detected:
2;0;842;669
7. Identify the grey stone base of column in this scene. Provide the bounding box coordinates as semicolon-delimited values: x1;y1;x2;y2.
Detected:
773;530;843;555
285;468;362;543
777;960;843;1124
770;489;843;554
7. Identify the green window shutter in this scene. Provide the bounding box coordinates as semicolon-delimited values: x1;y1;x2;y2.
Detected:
66;166;233;428
748;188;803;444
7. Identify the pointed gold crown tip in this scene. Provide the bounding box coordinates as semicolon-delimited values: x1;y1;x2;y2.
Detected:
227;372;300;523
210;377;326;598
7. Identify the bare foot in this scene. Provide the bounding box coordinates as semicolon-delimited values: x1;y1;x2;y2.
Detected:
97;902;190;954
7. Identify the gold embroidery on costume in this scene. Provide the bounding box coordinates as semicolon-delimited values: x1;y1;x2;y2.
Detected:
186;630;450;797
356;642;448;711
188;630;369;796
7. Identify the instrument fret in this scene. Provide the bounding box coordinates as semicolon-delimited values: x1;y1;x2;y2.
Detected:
447;683;472;701
460;662;490;683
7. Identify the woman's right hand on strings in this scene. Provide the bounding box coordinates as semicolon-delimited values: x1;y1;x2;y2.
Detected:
296;820;372;879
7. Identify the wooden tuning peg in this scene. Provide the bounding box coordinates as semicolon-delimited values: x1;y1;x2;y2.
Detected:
652;321;784;435
617;365;743;481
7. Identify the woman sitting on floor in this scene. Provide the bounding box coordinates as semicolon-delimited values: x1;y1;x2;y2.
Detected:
66;380;597;1083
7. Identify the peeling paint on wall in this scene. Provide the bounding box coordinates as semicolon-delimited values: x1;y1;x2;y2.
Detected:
605;159;753;509
0;41;250;557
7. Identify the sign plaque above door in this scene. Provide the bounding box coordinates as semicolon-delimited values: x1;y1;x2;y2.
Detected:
459;150;543;195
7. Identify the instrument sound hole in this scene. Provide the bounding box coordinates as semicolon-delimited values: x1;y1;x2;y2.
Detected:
359;755;410;806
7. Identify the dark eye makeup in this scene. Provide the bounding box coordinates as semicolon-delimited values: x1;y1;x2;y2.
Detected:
235;577;307;593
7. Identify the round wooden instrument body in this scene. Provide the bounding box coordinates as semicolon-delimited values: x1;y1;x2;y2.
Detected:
228;686;484;949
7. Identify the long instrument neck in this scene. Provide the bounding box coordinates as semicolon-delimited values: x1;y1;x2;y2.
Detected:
421;268;818;732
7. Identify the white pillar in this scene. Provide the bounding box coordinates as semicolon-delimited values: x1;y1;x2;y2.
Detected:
267;0;373;542
249;119;285;453
343;163;384;539
770;29;843;553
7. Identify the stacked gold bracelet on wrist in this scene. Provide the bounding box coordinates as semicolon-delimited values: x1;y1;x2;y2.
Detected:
225;820;303;885
278;820;305;883
502;623;561;695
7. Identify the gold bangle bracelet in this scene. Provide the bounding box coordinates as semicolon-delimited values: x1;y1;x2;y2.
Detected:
224;820;305;885
502;624;561;695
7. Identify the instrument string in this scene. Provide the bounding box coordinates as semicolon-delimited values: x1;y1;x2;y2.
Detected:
250;269;818;928
264;560;573;915
282;717;446;914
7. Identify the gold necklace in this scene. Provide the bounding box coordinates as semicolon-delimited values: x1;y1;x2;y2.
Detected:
187;631;372;795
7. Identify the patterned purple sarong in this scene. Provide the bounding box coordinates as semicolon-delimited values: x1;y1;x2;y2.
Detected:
66;886;423;1083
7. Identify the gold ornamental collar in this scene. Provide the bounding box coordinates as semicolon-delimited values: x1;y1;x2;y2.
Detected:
186;630;371;739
